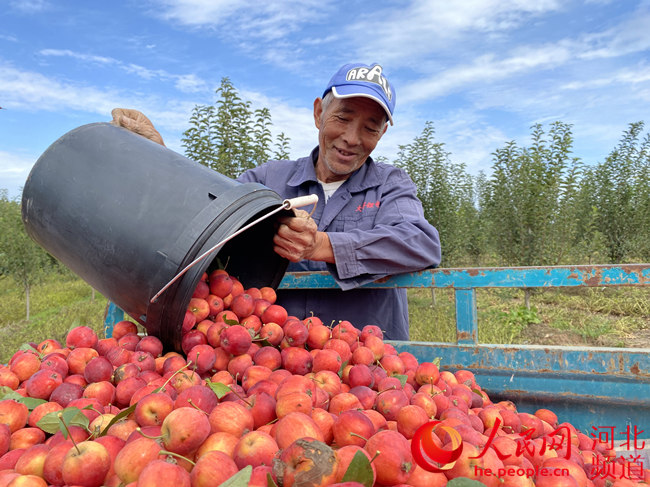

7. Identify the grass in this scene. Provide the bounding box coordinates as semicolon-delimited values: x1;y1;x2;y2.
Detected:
1;273;649;364
0;273;108;363
407;286;650;348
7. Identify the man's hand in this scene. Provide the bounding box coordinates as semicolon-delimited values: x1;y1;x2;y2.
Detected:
111;108;165;146
274;209;334;263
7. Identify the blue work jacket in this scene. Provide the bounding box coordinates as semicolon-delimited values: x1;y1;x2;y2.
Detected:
237;148;441;340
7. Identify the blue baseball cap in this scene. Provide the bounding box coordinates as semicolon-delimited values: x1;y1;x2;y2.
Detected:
323;63;396;125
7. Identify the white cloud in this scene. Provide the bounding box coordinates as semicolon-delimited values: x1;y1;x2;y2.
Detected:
0;61;122;113
38;49;211;94
579;10;650;60
0;150;38;199
560;65;650;90
39;49;116;66
174;74;209;93
155;0;325;39
0;60;197;137
348;0;563;66
0;150;34;175
399;42;573;104
9;0;50;14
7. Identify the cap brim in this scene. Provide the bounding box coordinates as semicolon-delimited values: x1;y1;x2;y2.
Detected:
331;86;393;125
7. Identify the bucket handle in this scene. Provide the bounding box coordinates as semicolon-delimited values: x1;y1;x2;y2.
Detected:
150;194;318;303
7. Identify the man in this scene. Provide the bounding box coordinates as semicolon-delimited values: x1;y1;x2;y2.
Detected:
112;62;441;340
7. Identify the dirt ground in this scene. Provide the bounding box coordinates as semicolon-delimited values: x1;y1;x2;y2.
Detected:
520;321;650;348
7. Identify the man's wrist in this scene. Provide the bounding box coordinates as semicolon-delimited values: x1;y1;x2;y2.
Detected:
310;232;335;263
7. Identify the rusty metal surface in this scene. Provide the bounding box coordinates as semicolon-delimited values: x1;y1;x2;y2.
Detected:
391;340;650;433
390;341;650;378
278;264;650;289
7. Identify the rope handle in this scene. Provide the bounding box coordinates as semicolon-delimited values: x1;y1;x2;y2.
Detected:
150;194;319;303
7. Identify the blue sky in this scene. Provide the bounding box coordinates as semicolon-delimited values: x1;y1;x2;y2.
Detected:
1;0;649;200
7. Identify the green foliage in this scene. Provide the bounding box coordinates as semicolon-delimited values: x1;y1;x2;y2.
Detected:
394;122;483;266
37;406;90;436
218;466;252;487
406;286;650;347
0;191;56;319
273;132;292;160
447;477;486;487
481;122;582;266
179;78;650;268
181;77;292;178
342;450;374;487
0;387;46;410
497;305;541;342
97;403;136;437
583;122;650;263
447;479;487;487
0;273;107;364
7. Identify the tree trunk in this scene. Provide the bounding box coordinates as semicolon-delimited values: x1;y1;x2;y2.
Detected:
25;282;30;321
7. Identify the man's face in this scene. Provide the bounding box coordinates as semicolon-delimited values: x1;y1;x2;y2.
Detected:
313;95;387;183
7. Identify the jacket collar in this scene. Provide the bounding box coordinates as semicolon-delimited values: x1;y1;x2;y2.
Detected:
287;147;382;192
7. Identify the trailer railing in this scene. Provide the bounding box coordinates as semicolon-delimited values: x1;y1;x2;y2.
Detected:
279;264;650;437
105;264;650;437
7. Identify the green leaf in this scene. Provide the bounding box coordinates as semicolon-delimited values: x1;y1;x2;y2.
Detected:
338;361;349;379
36;407;89;436
98;403;137;437
0;387;46;410
447;478;488;487
219;465;252;487
205;380;232;399
223;319;239;327
17;396;47;411
0;386;28;402
266;473;279;487
19;343;38;353
60;407;90;434
252;338;274;348
394;374;408;388
341;450;374;487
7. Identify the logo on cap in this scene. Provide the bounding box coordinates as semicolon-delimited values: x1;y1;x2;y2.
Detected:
345;65;392;102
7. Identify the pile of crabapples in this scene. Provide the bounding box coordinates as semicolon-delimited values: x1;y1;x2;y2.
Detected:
0;268;648;487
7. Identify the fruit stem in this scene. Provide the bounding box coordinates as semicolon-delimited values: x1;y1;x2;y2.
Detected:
227;386;252;407
369;450;380;464
158;450;196;466
157;362;191;392
188;351;199;373
349;432;369;442
186;398;208;415
135;427;163;441
58;412;81;455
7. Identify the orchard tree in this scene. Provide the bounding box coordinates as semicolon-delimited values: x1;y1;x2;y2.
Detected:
394;122;481;266
0;190;54;319
568;170;608;264
588;122;650;262
631;126;650;260
182;77;292;178
273;132;292;160
482;122;582;267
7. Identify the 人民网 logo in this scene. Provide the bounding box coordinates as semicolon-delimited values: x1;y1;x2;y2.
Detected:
411;420;464;472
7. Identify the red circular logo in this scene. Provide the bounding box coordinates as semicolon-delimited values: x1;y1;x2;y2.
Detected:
411;420;464;472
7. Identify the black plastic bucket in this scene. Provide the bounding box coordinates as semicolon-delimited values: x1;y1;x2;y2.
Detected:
22;122;289;352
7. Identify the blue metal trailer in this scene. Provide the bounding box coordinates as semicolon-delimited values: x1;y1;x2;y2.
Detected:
104;264;650;455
